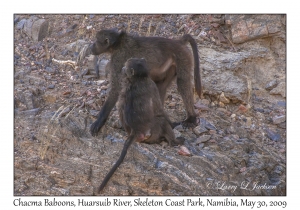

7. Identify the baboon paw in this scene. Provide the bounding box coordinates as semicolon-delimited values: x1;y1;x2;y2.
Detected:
90;122;100;136
181;117;198;128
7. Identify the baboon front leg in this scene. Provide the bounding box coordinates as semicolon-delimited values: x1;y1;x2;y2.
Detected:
90;90;119;136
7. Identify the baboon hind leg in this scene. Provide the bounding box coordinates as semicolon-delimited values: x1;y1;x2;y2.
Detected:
176;68;198;127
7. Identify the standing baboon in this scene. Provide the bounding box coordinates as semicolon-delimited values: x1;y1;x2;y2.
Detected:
98;58;183;192
90;29;201;136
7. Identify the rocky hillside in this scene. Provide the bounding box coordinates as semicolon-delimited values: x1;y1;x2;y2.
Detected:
14;14;286;195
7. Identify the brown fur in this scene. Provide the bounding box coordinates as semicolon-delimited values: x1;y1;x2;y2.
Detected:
98;58;183;192
90;29;201;136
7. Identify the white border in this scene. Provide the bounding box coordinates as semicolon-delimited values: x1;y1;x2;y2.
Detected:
3;0;297;209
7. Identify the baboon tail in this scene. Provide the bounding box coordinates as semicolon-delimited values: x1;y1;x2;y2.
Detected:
182;34;202;98
98;134;135;193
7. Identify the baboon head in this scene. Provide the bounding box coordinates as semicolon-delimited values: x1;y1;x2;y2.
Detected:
122;58;149;79
90;29;122;55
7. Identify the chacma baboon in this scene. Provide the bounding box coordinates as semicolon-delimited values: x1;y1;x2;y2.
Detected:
90;29;201;136
98;58;183;192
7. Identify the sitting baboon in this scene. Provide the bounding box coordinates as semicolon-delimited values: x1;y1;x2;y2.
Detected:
98;58;183;192
90;29;201;136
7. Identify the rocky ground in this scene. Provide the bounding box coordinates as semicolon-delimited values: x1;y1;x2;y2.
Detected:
14;14;286;196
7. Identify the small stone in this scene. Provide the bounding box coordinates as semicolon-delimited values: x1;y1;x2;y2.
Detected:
193;125;208;135
270;82;286;98
194;102;209;110
195;135;211;144
240;167;247;173
217;108;230;115
198;143;204;149
272;115;286;124
101;86;109;90
43;94;56;104
174;125;184;132
89;110;99;117
168;102;176;108
14;16;20;24
200;118;217;130
178;146;191;156
277;101;286;107
279;149;285;153
17;19;27;29
238;104;248;113
63;91;71;95
230;113;236;118
209;130;217;135
173;129;182;138
219;92;230;104
245;117;252;127
201;99;210;106
265;80;278;90
45;67;55;74
59;107;71;117
277;122;286;129
48;84;55;89
219;101;225;107
80;68;89;76
96;80;106;86
265;128;281;141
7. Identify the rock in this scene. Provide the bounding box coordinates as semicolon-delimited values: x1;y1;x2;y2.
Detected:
219;92;230;103
238;104;248;113
200;118;217;130
178;146;191;156
66;40;89;53
23;16;49;41
174;124;184;132
14;15;20;24
45;67;56;74
270;82;286;98
16;19;27;30
265;128;281;141
173;129;182;138
200;99;210;106
195;135;211;144
95;80;107;86
230;114;236;118
277;101;286;107
83;75;97;79
218;101;225;107
43;94;57;104
89;110;99;117
225;15;283;44
193;125;208;136
80;69;89;76
245;117;252;127
59;107;71;117
48;84;55;89
216;108;230;115
168;102;176;108
15;108;40;117
265;80;278;90
194;101;209;110
272;115;286;125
